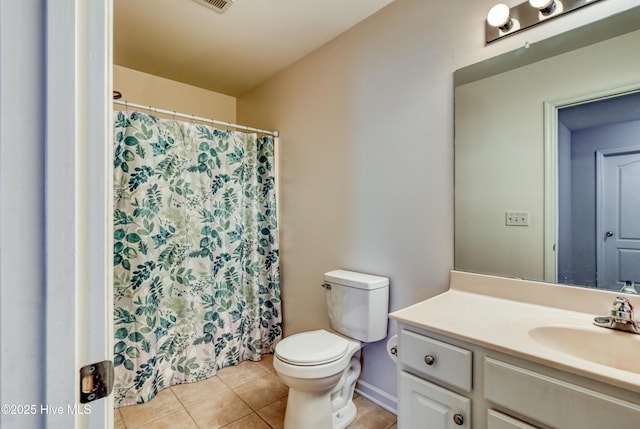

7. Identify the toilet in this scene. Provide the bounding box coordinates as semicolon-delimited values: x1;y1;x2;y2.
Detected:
273;270;389;429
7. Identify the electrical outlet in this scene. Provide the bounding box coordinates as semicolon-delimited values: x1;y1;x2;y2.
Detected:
506;211;529;226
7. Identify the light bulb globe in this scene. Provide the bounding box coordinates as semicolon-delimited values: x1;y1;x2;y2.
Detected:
487;4;511;28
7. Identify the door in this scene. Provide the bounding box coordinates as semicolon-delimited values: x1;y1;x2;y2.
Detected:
398;371;470;429
597;147;640;290
1;2;112;429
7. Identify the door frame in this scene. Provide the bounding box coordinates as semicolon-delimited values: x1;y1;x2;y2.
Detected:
46;1;113;427
543;82;640;283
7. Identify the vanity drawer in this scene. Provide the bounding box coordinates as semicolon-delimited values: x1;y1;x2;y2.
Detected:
399;329;472;392
485;358;640;429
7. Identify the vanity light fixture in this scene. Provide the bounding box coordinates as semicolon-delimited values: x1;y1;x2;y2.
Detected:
486;0;602;44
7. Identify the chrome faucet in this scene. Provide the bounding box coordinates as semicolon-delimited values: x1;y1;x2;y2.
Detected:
594;296;640;334
620;280;638;294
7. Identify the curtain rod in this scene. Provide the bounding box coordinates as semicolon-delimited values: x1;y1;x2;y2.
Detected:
113;99;279;137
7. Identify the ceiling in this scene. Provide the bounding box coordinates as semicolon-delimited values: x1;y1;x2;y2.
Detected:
114;0;396;97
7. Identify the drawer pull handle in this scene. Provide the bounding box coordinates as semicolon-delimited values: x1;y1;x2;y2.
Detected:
453;413;464;425
424;355;435;365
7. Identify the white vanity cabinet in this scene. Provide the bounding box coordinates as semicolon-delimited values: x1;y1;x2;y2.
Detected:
396;323;640;429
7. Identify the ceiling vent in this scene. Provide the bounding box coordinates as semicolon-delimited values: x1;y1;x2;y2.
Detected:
191;0;234;14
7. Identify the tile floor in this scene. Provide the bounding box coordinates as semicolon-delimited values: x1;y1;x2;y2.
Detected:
115;354;397;429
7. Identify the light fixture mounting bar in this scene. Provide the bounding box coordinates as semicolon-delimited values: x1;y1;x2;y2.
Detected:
486;0;603;43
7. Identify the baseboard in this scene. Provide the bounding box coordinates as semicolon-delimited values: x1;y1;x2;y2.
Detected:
355;380;398;415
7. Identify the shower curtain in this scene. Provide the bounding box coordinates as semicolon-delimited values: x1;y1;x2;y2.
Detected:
112;111;281;407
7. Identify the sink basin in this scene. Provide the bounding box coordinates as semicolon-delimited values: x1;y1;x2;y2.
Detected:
529;325;640;373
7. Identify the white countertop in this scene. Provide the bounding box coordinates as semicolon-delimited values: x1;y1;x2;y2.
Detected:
390;271;640;393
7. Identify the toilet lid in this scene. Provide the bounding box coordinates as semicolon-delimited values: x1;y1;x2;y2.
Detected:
275;330;349;365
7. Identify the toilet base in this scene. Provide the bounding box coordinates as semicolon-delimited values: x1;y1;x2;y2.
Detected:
283;388;334;429
332;400;356;429
281;355;361;429
330;356;361;429
283;387;358;429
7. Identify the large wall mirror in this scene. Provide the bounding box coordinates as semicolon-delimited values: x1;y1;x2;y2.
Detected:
454;6;640;293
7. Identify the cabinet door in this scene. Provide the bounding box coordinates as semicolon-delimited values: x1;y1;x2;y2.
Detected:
488;410;540;429
399;371;470;429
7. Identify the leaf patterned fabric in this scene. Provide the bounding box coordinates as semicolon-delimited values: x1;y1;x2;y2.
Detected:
112;111;281;407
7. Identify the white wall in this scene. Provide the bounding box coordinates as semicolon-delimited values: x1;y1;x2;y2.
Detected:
237;0;640;410
238;0;458;407
113;65;236;122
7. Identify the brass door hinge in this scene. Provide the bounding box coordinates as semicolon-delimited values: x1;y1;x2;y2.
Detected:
79;360;114;403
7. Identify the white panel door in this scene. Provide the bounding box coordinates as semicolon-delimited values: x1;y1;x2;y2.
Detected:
597;147;640;290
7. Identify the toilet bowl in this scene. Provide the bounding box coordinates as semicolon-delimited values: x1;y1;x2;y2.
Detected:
274;330;362;429
273;270;389;429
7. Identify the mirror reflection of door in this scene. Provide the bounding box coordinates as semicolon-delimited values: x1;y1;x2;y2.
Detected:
597;148;640;289
557;91;640;291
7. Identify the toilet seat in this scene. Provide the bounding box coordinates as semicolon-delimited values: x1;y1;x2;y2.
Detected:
275;330;349;366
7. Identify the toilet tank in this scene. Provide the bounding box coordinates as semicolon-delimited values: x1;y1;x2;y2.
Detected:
324;270;389;343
